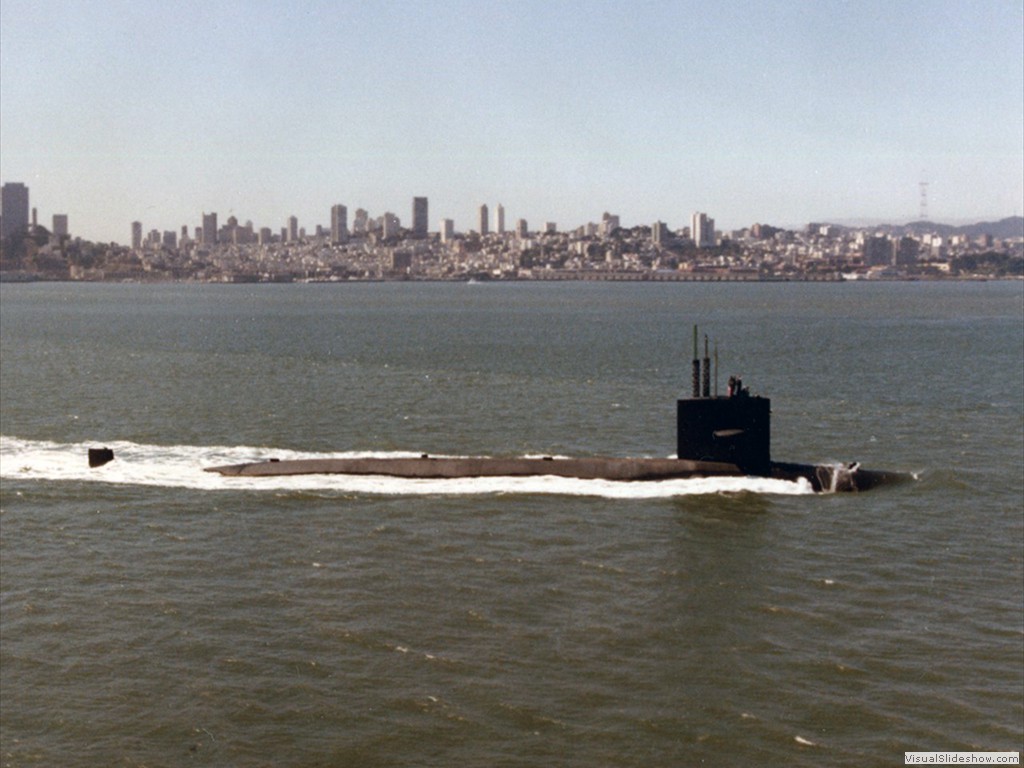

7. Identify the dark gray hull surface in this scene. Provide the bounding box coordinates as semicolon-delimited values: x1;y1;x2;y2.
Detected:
204;456;909;493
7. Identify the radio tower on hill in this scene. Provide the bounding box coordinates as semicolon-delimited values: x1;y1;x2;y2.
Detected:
919;180;929;222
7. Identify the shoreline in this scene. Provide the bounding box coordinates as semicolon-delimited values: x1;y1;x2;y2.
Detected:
2;271;1020;285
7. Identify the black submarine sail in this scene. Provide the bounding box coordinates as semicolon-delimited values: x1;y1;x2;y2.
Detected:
676;328;771;475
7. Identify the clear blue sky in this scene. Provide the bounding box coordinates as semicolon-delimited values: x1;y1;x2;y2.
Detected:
2;0;1022;244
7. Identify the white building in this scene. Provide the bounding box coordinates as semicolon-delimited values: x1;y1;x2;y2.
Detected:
692;211;715;248
440;218;455;243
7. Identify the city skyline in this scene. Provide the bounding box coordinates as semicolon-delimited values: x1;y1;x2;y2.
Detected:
3;181;1022;250
1;0;1022;245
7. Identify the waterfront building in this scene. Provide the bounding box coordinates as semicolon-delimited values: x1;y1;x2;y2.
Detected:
391;250;413;272
202;212;218;245
1;182;29;241
331;204;348;244
52;214;69;237
440;218;455;244
478;204;489;236
862;235;891;267
692;212;715;248
496;204;505;234
412;197;428;237
895;236;920;267
131;221;143;249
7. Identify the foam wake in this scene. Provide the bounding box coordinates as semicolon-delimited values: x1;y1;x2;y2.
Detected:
0;436;814;498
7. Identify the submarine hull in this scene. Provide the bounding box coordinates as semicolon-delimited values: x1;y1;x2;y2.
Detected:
204;456;909;493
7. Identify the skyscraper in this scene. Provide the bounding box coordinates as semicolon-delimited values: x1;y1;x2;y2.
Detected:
331;204;348;244
692;212;715;248
1;182;29;241
440;218;454;243
599;212;620;237
202;212;218;245
478;204;489;236
287;216;299;242
412;197;428;238
496;204;505;235
132;221;143;249
52;214;69;237
382;212;400;239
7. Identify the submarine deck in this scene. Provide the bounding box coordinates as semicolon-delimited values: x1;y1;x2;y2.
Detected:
206;456;740;482
204;456;908;492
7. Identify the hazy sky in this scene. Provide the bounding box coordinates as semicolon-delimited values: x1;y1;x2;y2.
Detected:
2;0;1022;244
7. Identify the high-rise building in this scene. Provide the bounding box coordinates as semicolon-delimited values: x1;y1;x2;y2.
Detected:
652;221;668;246
440;218;455;243
1;182;30;241
412;197;428;237
862;235;891;267
353;209;369;235
496;204;505;234
52;214;69;237
515;219;528;238
331;204;348;244
478;204;489;236
599;212;620;237
202;212;218;245
692;212;715;248
895;236;920;267
382;212;400;240
131;221;143;249
287;216;299;242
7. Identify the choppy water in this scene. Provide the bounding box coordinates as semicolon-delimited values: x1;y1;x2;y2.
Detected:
1;281;1021;766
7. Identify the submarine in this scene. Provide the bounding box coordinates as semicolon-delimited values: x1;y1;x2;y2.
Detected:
199;328;909;493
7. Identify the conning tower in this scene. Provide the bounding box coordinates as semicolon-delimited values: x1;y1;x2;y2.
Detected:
676;328;771;475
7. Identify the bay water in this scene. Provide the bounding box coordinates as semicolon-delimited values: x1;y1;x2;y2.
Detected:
1;281;1021;766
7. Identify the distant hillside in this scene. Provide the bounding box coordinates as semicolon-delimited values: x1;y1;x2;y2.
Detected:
821;217;1023;239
